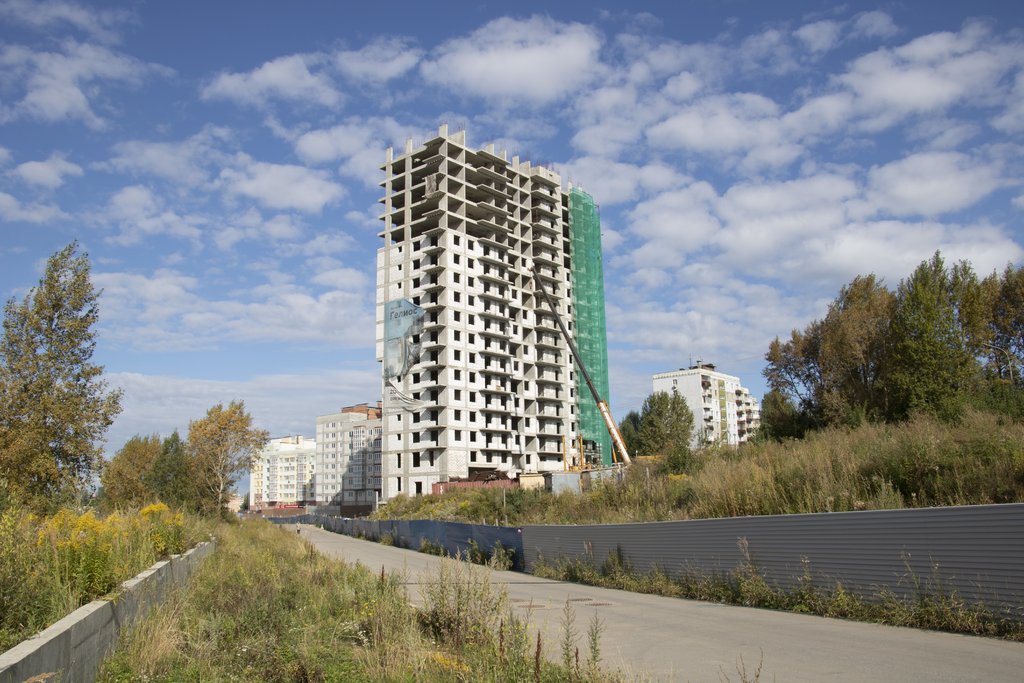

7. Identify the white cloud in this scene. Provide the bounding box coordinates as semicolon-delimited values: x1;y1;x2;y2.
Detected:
662;71;701;101
295;121;379;164
10;152;83;188
626;181;720;266
213;209;304;251
201;54;341;108
0;40;170;128
0;191;67;222
421;16;602;104
104;185;204;245
562;156;685;204
850;11;899;40
219;160;344;213
0;0;132;43
646;93;783;154
334;37;422;83
105;367;381;458
311;267;369;289
838;22;1018;128
0;147;10;165
94;267;374;352
858;152;1003;217
101;126;233;187
795;20;841;55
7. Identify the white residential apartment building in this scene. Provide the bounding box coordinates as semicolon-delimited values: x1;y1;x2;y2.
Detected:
653;362;761;446
249;435;315;510
376;125;609;500
314;403;383;507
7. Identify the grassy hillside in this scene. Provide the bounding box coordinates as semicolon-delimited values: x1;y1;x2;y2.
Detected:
376;410;1024;525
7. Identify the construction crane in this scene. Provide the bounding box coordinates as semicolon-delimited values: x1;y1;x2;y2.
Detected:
530;265;632;466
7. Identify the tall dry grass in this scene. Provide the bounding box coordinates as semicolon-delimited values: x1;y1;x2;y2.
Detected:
0;503;208;652
99;519;626;682
376;410;1024;525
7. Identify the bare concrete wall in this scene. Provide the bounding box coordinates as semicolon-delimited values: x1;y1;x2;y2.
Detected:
0;540;214;683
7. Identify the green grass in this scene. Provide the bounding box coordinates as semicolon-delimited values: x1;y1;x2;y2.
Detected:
374;410;1024;525
99;519;626;682
0;503;210;652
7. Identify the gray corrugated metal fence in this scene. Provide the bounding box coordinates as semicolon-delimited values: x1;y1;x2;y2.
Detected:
521;504;1024;618
285;515;525;570
269;504;1024;618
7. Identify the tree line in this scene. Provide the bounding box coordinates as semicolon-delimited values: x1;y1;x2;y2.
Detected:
762;252;1024;438
100;400;267;515
0;243;266;515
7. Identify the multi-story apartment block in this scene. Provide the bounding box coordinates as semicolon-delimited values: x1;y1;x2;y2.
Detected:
314;403;383;507
652;362;761;446
249;435;316;510
375;125;613;500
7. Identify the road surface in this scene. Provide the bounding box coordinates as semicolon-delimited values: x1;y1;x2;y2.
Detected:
297;524;1024;682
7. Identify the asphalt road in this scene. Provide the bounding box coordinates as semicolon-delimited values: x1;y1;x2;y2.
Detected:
297;524;1024;682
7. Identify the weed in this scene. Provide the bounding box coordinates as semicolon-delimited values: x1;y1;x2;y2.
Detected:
534;544;1024;642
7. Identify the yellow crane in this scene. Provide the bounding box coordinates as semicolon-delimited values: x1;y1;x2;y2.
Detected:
530;265;632;466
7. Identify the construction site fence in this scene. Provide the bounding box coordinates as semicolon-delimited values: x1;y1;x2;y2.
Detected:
270;503;1024;618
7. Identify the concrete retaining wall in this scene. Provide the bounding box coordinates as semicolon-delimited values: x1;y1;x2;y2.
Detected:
0;540;215;683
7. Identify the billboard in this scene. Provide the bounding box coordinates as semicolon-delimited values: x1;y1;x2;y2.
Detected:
383;298;425;380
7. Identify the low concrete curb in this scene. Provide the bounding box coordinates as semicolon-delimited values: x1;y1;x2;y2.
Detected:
0;540;215;683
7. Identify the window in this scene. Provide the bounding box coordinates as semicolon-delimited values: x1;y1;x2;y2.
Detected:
469;334;475;343
454;350;461;361
469;353;476;363
396;454;402;468
454;370;461;380
454;311;461;321
415;481;423;495
455;330;461;341
454;235;460;245
454;409;462;420
454;292;461;302
413;452;421;467
470;392;476;402
454;273;461;283
468;277;474;286
454;254;461;264
454;389;461;400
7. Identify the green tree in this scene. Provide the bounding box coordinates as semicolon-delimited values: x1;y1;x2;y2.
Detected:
758;389;811;441
101;434;161;509
765;275;895;428
990;264;1024;382
634;391;694;473
0;243;122;510
187;401;267;515
145;430;193;509
617;410;641;457
885;253;981;421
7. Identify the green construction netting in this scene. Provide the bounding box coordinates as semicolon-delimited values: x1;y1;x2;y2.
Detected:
569;188;613;466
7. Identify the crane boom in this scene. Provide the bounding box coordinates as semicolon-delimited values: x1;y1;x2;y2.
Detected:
530;266;631;466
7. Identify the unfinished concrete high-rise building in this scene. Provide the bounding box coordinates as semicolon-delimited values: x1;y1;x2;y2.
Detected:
375;125;613;500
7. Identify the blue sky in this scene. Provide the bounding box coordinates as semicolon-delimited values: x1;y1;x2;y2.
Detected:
2;0;1023;458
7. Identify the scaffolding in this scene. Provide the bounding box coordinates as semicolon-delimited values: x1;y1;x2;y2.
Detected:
569;188;613;466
